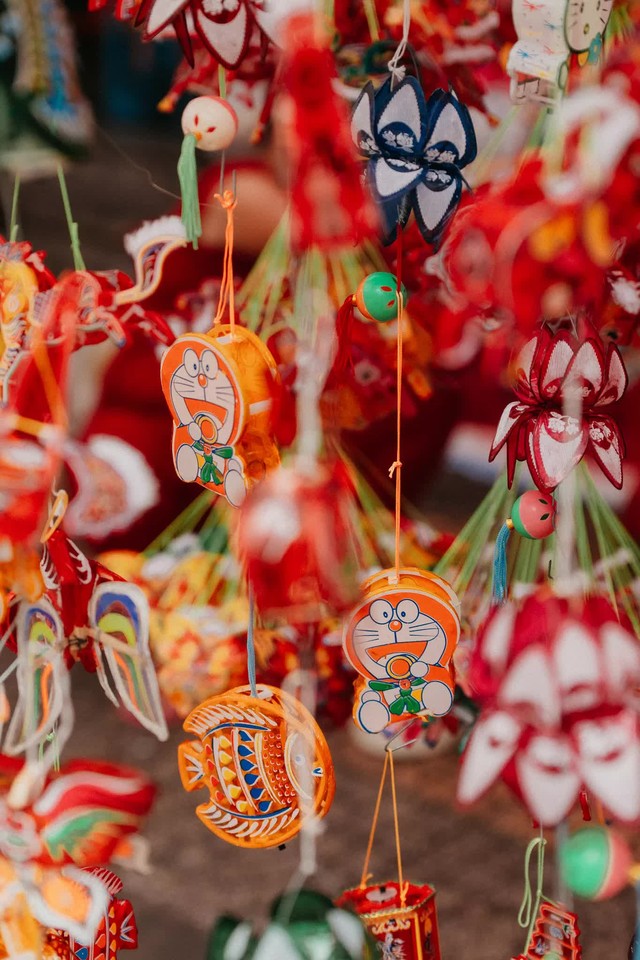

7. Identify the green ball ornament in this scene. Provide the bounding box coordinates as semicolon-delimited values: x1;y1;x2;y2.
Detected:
559;826;632;901
355;272;407;323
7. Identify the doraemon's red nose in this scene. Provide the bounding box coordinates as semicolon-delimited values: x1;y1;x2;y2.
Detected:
198;373;207;387
389;619;402;632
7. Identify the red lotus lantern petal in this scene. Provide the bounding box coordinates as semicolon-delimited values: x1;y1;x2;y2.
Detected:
491;325;628;490
460;590;640;824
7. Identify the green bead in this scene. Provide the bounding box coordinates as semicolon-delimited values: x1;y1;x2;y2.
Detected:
355;272;407;323
559;827;610;899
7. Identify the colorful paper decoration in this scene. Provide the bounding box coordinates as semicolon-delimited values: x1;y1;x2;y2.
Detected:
178;98;238;245
507;0;571;104
1;0;94;155
280;11;378;252
507;0;613;103
351;76;477;245
521;902;582;960
489;325;628;491
564;0;613;58
0;756;154;955
117;215;188;311
0;237;55;405
44;868;138;960
178;684;335;848
161;326;280;507
492;490;556;602
342;568;459;734
458;590;640;825
3;528;168;791
337;882;442;960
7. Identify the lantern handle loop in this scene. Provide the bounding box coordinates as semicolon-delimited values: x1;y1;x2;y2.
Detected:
212;167;238;337
518;830;546;955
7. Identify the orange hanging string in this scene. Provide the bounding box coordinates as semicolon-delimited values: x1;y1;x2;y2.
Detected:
388;750;407;907
213;188;237;336
30;330;68;432
359;752;389;889
388;228;404;583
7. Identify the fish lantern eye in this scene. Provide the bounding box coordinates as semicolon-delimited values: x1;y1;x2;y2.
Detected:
395;599;420;624
355;272;408;323
369;599;394;624
511;490;556;540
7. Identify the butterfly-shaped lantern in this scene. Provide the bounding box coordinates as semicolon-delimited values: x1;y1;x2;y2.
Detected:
351;77;477;246
2;529;168;798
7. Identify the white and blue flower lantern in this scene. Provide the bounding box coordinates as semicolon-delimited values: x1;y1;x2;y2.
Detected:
351;76;477;246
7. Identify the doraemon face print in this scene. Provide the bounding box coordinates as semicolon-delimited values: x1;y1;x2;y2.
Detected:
344;589;458;682
168;341;240;446
351;596;447;681
342;570;460;733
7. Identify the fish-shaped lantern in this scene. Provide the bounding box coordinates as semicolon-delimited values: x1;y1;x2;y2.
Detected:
178;684;335;848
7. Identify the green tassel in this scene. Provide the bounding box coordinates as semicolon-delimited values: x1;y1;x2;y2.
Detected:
178;133;202;249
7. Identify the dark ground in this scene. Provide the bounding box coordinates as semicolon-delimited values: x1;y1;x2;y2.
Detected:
1;132;636;959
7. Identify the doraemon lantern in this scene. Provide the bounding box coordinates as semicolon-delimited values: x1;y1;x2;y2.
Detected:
342;568;460;734
161;326;280;507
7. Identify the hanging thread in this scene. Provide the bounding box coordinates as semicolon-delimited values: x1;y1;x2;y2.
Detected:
213;178;238;336
218;64;227;100
246;586;257;697
359;750;407;907
360;752;389;888
362;0;380;41
57;165;86;271
389;228;404;583
388;750;406;906
387;0;411;85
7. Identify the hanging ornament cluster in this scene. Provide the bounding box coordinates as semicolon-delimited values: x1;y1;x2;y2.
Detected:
22;0;640;954
0;756;154;957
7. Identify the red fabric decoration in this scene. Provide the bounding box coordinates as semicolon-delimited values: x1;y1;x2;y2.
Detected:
280;13;378;252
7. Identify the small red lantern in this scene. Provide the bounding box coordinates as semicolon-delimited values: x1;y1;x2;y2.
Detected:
336;882;441;960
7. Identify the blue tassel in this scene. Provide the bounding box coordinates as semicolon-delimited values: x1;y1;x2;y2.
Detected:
492;521;513;603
